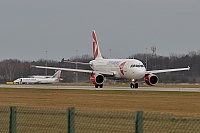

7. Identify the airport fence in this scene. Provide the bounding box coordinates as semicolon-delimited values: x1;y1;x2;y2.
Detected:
1;106;200;133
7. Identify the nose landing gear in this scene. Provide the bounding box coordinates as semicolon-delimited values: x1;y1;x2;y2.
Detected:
130;79;138;88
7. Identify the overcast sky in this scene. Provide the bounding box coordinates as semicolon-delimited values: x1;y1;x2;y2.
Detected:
0;0;200;61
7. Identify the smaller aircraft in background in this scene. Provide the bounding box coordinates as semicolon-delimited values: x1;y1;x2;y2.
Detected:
13;70;61;84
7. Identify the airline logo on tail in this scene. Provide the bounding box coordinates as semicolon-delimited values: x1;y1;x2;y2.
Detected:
92;30;103;60
52;70;61;79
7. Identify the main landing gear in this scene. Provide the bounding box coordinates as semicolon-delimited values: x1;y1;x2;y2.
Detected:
130;79;138;89
95;84;103;88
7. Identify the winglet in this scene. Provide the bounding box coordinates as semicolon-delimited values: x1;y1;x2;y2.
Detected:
30;64;36;68
30;64;35;69
92;30;103;60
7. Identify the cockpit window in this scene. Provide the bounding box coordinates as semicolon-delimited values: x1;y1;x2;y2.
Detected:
130;64;135;67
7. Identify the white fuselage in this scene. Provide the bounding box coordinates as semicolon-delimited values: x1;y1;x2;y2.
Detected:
89;58;146;80
13;78;59;84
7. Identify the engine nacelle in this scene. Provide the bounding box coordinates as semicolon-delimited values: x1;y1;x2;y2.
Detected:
145;74;159;86
90;74;104;85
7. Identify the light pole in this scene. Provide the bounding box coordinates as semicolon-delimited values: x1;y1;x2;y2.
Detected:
145;48;148;70
109;49;111;59
45;51;47;76
76;50;78;83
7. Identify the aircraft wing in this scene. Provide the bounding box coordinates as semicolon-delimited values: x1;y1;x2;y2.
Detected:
32;65;114;76
146;66;190;74
63;60;90;65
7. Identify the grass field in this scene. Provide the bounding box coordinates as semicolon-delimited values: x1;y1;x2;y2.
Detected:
0;87;200;117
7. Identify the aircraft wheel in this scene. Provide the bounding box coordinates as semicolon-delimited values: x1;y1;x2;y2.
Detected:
99;84;103;88
130;83;134;88
135;83;138;88
95;85;98;88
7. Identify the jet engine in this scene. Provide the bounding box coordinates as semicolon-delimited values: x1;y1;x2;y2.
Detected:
145;74;159;86
90;74;104;85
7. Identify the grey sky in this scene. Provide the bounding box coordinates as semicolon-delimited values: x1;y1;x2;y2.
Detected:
0;0;200;61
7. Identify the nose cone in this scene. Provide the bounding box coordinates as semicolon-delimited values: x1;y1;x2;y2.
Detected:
137;67;146;79
136;61;146;79
14;79;20;83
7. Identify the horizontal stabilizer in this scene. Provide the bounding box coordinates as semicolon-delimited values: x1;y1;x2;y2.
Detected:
62;60;90;65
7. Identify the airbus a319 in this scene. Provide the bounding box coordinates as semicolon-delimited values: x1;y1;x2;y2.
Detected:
33;31;190;88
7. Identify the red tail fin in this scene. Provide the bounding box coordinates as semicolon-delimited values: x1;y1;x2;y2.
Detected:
92;30;103;60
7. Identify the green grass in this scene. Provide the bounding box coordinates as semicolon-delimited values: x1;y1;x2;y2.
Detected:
1;87;200;132
0;87;200;116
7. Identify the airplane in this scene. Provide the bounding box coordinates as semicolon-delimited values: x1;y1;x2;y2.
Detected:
32;30;190;88
13;70;61;84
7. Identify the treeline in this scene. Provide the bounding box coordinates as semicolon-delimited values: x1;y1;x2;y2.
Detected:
0;51;199;84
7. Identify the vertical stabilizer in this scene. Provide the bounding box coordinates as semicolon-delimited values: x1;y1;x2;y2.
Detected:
52;70;61;79
92;30;103;60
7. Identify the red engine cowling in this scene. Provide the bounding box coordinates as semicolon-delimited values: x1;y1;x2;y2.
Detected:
145;74;159;86
90;74;104;85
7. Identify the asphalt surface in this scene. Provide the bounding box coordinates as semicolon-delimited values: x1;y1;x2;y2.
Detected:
1;84;200;92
